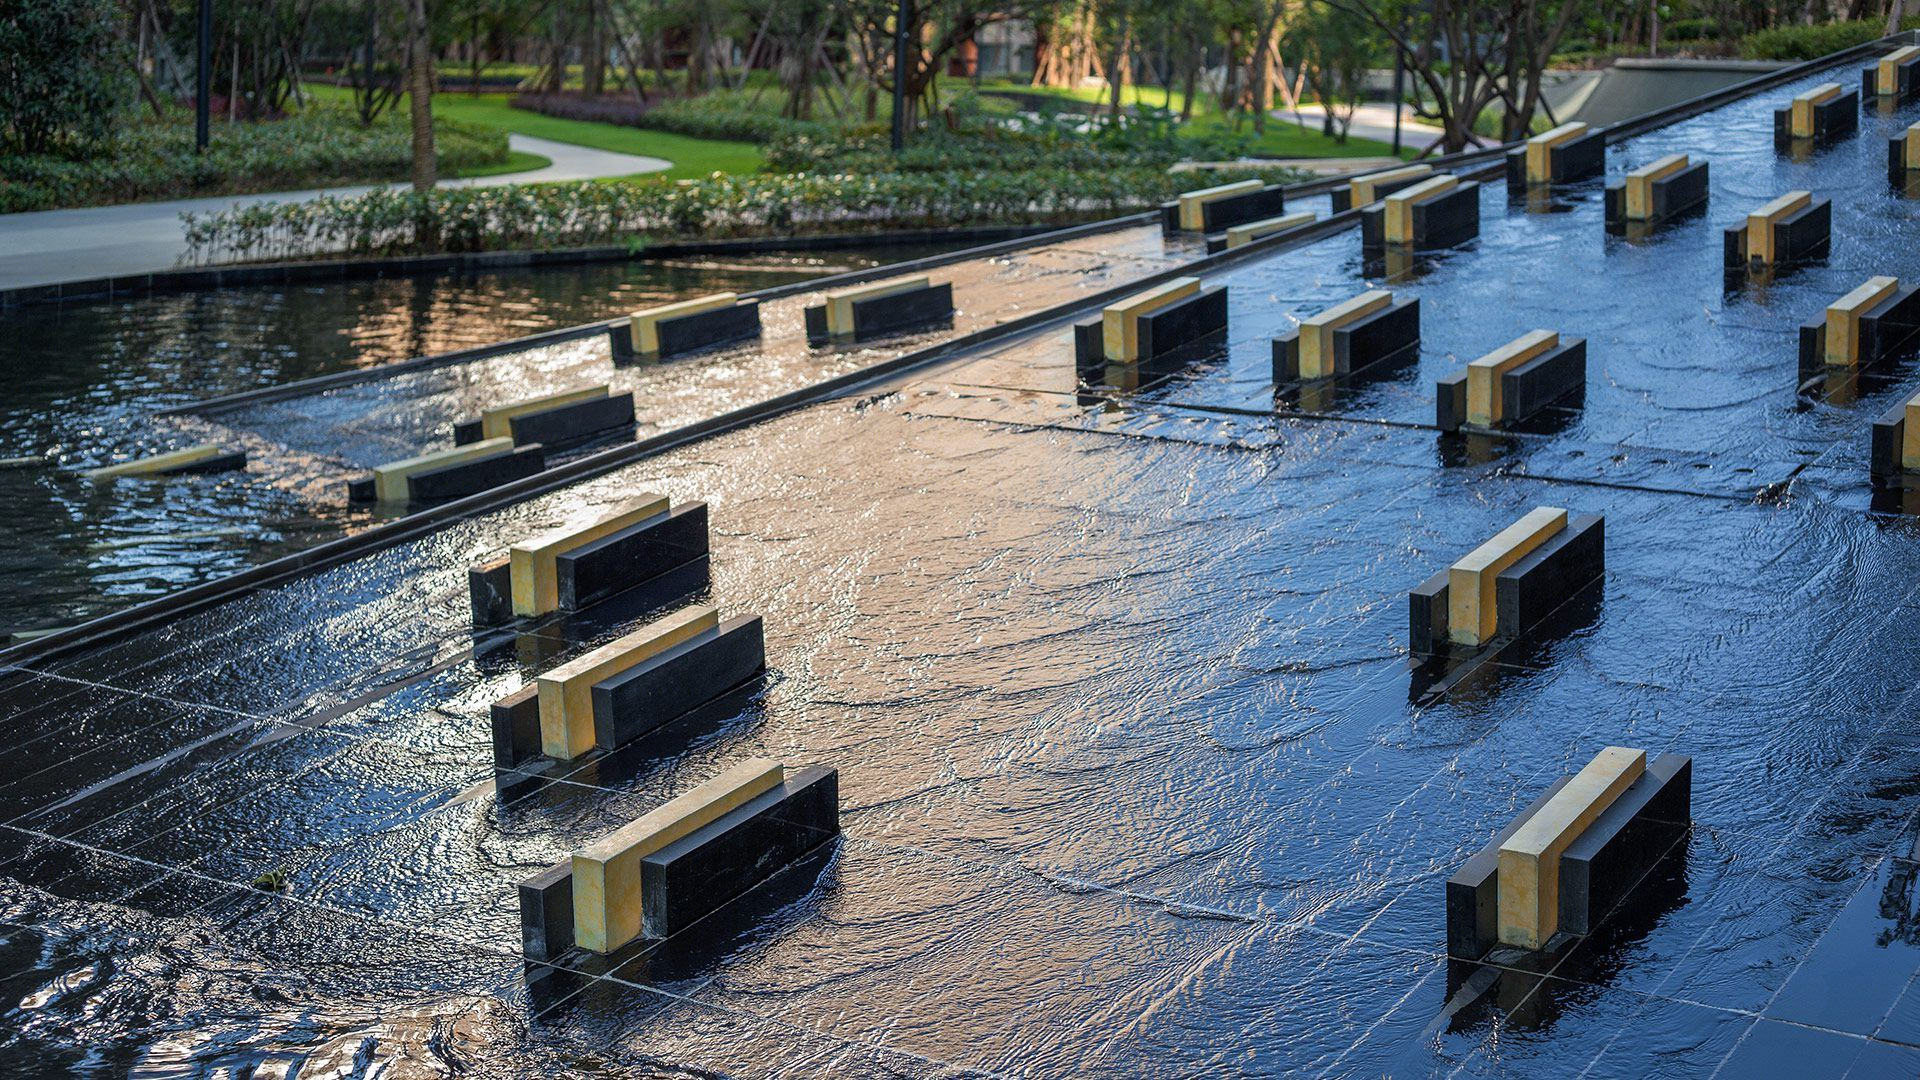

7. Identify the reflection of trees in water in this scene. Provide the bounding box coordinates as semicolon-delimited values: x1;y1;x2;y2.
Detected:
1877;857;1920;948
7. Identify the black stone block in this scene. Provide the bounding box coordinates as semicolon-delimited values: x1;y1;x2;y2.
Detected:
653;300;762;359
1494;513;1604;640
1777;199;1832;264
589;615;765;750
639;764;839;940
1501;338;1587;422
1774;92;1860;150
1798;318;1825;372
1158;201;1181;235
159;449;247;476
1435;371;1469;433
1074;318;1105;371
1445;777;1572;959
802;303;829;346
1199;186;1286;233
556;502;710;612
1722;224;1747;269
609;322;637;366
1361;184;1480;253
1410;568;1450;657
1872;396;1908;484
347;475;376;503
1505;147;1527;191
1892;136;1911;188
536;557;712;643
1332;188;1353;213
508;392;636;450
519;861;574;961
470;556;513;628
1559;753;1691;936
1602;182;1624;223
405;444;546;503
1549;131;1607;184
1861;285;1920;368
1136;285;1229;363
1652;161;1710;220
452;419;485;446
1272;332;1300;383
849;282;954;343
491;682;542;770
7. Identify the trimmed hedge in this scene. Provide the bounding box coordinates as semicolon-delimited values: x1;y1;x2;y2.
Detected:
178;165;1304;264
511;90;841;144
1740;17;1920;61
0;104;508;213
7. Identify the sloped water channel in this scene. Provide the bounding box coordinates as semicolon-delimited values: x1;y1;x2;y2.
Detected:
5;59;1920;1077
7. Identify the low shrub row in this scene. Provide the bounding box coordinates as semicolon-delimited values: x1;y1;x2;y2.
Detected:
178;165;1305;264
511;89;841;144
1740;16;1920;61
0;104;508;213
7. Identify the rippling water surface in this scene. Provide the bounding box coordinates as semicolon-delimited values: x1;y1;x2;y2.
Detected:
7;61;1920;1077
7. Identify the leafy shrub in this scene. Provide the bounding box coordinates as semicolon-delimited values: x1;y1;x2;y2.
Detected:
0;0;129;155
1661;18;1727;42
178;165;1306;264
512;88;845;144
1740;17;1920;61
0;103;508;212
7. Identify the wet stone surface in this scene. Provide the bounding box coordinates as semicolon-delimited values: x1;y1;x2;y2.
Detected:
7;62;1920;1076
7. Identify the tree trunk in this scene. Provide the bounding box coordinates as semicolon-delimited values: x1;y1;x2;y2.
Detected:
407;0;436;192
584;0;606;95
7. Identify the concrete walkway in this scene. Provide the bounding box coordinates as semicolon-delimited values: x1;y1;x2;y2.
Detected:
0;134;670;291
1271;102;1449;153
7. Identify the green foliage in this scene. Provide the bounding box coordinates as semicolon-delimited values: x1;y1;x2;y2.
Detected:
0;0;130;155
1661;18;1728;43
513;89;845;144
0;104;508;213
1740;17;1920;61
178;164;1306;263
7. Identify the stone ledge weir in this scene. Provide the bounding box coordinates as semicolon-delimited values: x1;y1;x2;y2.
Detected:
1890;123;1920;187
1205;211;1318;254
451;384;636;451
1071;277;1229;377
1330;164;1434;212
84;443;247;481
1436;330;1587;433
1773;83;1859;149
1603;155;1710;232
1723;190;1831;272
1447;747;1691;958
468;494;709;626
517;759;840;958
1273;289;1420;383
610;294;764;364
803;278;955;346
1870;386;1920;485
516;603;767;762
1158;180;1286;235
347;438;545;504
1865;45;1920;102
1410;506;1605;655
1359;175;1481;253
1505;122;1607;189
1798;276;1920;372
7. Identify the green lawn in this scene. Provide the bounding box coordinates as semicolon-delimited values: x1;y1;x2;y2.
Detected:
454;148;551;178
306;85;762;179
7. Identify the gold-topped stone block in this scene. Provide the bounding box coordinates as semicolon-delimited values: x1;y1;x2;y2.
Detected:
1176;179;1263;231
1101;277;1201;362
1467;330;1560;426
1745;191;1812;266
1298;290;1393;379
630;295;738;355
536;605;719;759
1497;746;1647;949
1623;155;1689;221
480;385;609;442
1383;175;1460;246
1790;83;1843;138
1447;506;1568;646
1525;122;1590;183
371;438;513;503
509;495;672;617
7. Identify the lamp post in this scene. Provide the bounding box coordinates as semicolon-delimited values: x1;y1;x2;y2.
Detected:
195;0;212;152
890;0;912;152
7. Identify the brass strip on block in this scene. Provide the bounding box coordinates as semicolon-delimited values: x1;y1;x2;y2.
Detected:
824;277;929;336
1745;191;1812;266
1525;122;1590;183
572;758;786;952
1467;330;1561;426
372;437;513;503
508;494;672;617
1176;179;1263;230
1790;83;1842;138
631;294;737;354
1383;175;1460;246
536;605;720;759
480;385;610;442
1349;164;1432;208
1497;746;1647;949
1446;506;1568;646
1903;387;1920;471
1906;123;1920;169
86;443;225;481
1825;277;1901;367
1623;154;1689;221
1225;211;1316;249
1101;277;1201;362
1298;290;1394;379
